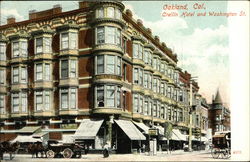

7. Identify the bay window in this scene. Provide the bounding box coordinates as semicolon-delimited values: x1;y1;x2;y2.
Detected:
0;43;6;61
96;7;121;19
0;94;5;114
107;7;115;18
35;90;51;111
160;61;165;73
96;26;121;46
139;95;143;114
144;72;148;88
160;82;164;95
168;107;171;121
60;88;77;110
35;63;51;81
0;69;5;84
133;67;143;86
148;100;152;116
96;7;104;18
157;101;161;118
61;32;78;50
133;43;143;59
144;98;148;115
60;59;77;79
160;104;164;119
144;50;148;64
133;93;144;114
96;55;121;75
11;92;27;113
12;66;27;84
133;94;139;113
35;37;52;54
153;78;157;93
12;41;27;58
153;102;157;117
95;85;121;108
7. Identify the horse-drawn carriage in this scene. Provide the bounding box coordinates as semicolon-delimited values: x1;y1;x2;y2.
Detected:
211;131;231;159
46;140;84;158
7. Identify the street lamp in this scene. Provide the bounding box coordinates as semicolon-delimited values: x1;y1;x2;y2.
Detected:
188;77;197;152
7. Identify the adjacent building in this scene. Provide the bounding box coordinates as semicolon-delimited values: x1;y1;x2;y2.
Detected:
0;1;210;153
208;90;231;135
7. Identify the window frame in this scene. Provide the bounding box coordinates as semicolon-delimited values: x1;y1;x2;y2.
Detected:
0;42;6;61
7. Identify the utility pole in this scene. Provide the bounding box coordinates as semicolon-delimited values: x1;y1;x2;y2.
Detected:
188;80;193;152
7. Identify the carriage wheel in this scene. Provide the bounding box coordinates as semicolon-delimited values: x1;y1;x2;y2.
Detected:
222;149;231;159
63;148;73;158
46;150;55;158
211;148;220;159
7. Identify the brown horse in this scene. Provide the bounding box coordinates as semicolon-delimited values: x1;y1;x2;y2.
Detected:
0;141;20;160
28;142;47;158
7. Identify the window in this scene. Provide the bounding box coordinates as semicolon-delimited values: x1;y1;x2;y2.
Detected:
153;78;157;93
122;38;127;53
160;62;165;73
61;32;78;50
61;59;77;79
12;41;27;58
96;85;121;108
96;55;121;75
36;37;52;54
96;26;121;46
96;8;104;18
107;7;114;18
44;37;52;53
161;105;164;119
148;74;152;89
0;43;6;61
115;8;122;19
153;58;156;69
160;82;164;95
0;94;5;114
35;63;51;81
144;98;148;115
133;43;143;59
0;69;5;84
12;92;27;113
133;94;139;113
144;50;148;64
139;95;143;114
35;91;43;111
12;66;27;84
148;51;152;66
144;73;148;88
153;102;157;117
148;100;152;116
139;69;143;86
36;38;43;53
60;88;77;109
164;63;168;76
133;67;143;86
35;90;51;111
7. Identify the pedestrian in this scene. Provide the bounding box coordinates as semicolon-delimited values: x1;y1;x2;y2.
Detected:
103;143;109;158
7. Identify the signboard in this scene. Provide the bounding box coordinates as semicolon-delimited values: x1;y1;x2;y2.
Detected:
148;128;158;136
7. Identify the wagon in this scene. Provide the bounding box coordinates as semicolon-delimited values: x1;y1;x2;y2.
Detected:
46;140;83;158
211;132;231;159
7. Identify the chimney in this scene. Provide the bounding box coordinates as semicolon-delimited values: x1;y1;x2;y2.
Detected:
29;4;62;20
53;4;62;14
79;1;91;9
7;16;15;24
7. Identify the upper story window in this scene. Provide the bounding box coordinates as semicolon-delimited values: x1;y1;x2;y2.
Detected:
133;67;143;86
160;61;165;73
60;87;77;110
0;94;5;114
61;32;78;50
96;85;121;108
96;7;122;19
60;59;77;79
0;43;6;61
35;63;51;81
35;37;52;54
133;93;144;114
133;43;143;59
12;41;28;58
96;55;121;75
12;66;27;84
35;90;51;111
0;69;5;85
96;26;121;46
11;92;27;113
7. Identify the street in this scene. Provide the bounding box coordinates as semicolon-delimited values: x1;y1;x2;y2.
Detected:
1;150;230;161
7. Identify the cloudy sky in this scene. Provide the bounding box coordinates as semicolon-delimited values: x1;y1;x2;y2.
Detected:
0;1;231;105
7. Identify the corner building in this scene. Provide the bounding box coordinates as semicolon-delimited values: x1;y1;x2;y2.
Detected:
0;1;207;153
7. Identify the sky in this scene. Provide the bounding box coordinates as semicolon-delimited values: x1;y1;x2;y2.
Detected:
0;1;230;105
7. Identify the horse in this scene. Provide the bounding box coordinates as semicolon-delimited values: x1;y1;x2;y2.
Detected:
28;142;47;158
0;141;20;160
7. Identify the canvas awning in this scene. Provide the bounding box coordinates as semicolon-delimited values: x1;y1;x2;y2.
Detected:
133;121;150;134
19;126;41;133
73;119;104;140
115;120;146;140
11;135;42;143
62;134;75;143
172;129;187;141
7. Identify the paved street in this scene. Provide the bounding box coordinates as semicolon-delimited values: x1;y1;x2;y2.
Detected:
1;150;230;161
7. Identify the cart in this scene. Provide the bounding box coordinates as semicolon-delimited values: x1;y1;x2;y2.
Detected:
211;132;231;159
46;140;83;158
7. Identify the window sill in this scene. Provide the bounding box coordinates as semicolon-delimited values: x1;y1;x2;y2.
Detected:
92;107;123;114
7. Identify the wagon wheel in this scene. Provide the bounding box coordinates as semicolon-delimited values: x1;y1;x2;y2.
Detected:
46;150;55;158
63;148;73;158
211;148;220;159
222;149;231;159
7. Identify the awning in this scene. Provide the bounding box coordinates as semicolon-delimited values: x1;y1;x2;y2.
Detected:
32;132;48;138
11;135;42;143
19;126;41;133
74;119;104;140
133;121;150;134
115;120;146;140
62;134;75;143
42;129;76;132
172;129;187;141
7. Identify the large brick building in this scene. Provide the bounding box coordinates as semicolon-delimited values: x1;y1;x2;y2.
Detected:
0;1;209;153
